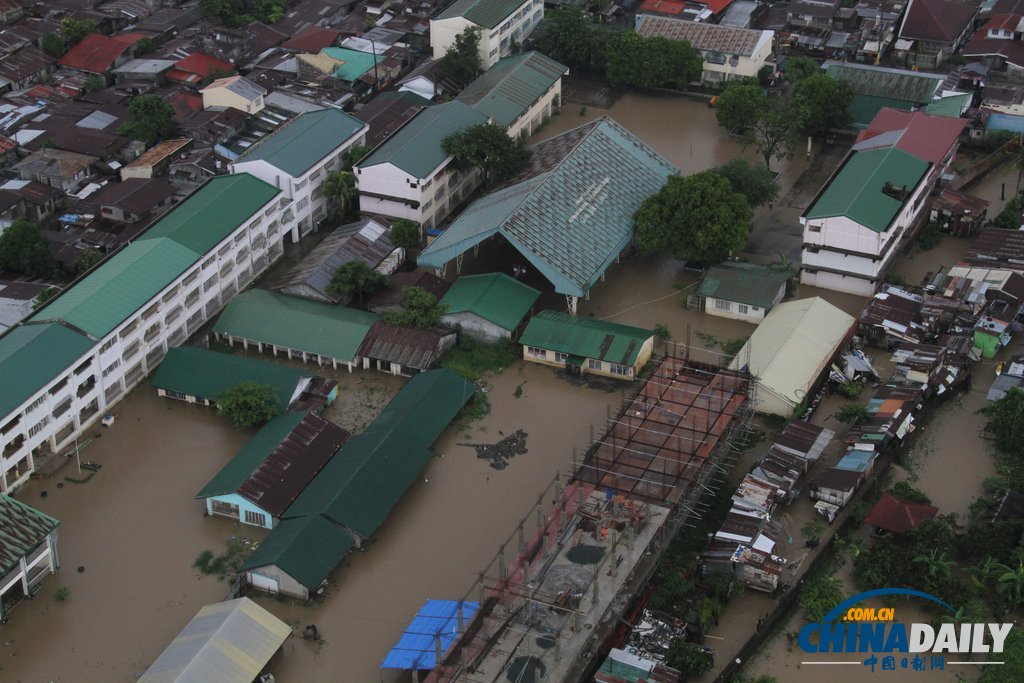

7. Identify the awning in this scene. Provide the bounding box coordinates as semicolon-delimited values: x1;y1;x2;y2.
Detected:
895;38;915;51
381;600;480;670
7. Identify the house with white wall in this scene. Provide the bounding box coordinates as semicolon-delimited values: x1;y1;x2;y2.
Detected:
199;75;267;114
354;101;488;233
697;262;790;322
0;173;283;493
634;15;774;84
430;0;545;70
230;108;368;244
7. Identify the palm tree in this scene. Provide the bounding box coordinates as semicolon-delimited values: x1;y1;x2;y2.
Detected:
996;561;1024;609
316;170;357;224
969;556;1000;591
913;549;954;580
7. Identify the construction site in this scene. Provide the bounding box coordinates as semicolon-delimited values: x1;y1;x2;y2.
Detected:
401;356;756;683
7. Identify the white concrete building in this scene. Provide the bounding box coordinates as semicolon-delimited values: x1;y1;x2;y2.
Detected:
230;108;368;244
635;15;774;84
430;0;544;70
0;494;59;621
0;174;284;493
354;101;488;232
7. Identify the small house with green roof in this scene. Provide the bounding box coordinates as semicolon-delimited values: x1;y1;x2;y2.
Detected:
430;0;545;69
0;494;60;620
212;289;379;371
230;107;368;243
439;272;540;343
196;411;350;529
697;262;790;323
354;101;488;232
518;310;654;380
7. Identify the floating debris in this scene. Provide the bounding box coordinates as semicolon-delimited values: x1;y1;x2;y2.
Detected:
459;430;528;470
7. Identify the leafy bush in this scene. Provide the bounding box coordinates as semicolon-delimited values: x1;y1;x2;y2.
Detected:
835;404;870;424
666;639;713;678
439;337;517;382
215;381;280;430
836;381;863;399
801;575;845;622
888;480;931;504
991;196;1023;230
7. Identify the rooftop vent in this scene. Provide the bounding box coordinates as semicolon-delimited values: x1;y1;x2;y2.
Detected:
882;182;908;200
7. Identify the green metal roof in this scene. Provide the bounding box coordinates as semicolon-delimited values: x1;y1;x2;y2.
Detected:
0;323;95;417
435;0;525;28
150;347;309;409
233;108;366;177
358;101;488;178
213;289;379;364
238;514;355;590
825;63;943;104
321;47;377;82
696;262;791;308
439;272;540;331
519;310;653;365
804;147;930;233
418;117;678;297
924;93;971;118
31;238;201;338
195;411;307;499
456;51;568;128
283;369;474;538
848;94;914;128
0;494;59;577
139;173;279;254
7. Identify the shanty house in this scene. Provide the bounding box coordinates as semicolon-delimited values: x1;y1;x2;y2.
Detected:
57;33;140;75
430;0;544;70
120;139;193;180
729;297;855;416
518;311;654;380
213;289;379;371
896;0;978;69
864;492;938;534
634;15;774;84
697;262;790;322
809;467;863;506
230;108;368;243
139;598;290;682
0;495;59;621
14;149;97;193
196;411;350;529
199;75;267;114
439;273;540;343
357;322;457;376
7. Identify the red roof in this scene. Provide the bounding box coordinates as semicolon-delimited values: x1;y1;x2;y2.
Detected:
173;52;233;78
856;108;967;165
167;91;203;123
58;33;138;74
965;32;1024;68
639;0;732;15
281;26;341;53
864;493;938;534
985;12;1020;31
900;0;978;43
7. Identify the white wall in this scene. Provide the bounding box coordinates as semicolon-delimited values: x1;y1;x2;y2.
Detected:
430;0;544;69
506;80;561;139
355;160;480;231
705;296;773;322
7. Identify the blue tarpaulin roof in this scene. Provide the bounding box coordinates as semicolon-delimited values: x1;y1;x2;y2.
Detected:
381;600;480;670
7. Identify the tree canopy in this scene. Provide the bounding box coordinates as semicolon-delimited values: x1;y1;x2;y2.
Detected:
981;387;1024;458
634;172;752;265
215;382;281;430
605;31;701;89
714;158;779;209
41;33;64;58
75;248;103;274
343;144;372;171
715;84;800;168
442;123;530;189
782;56;821;83
199;0;286;28
316;170;357;224
0;219;58;278
327;260;391;305
60;18;98;45
442;27;481;85
384;286;449;328
793;73;854;136
534;8;596;71
118;95;179;145
389;219;421;250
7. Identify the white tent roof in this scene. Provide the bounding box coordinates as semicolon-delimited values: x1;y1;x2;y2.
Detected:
729;297;854;412
139;598;290;683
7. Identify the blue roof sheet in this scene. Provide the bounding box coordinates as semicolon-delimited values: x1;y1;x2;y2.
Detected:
381;600;480;670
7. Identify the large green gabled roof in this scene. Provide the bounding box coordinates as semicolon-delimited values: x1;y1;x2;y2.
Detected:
418;117;678;297
0;495;59;576
150;347;309;409
435;0;525;28
825;63;943;104
440;272;539;331
233;108;366;177
0;322;94;420
358;101;488;178
519;310;654;366
139;173;279;254
31;238;201;338
456;51;568;128
238;514;354;590
213;289;379;364
804;147;930;233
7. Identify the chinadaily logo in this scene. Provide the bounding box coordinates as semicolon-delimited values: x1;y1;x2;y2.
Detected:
798;588;1013;673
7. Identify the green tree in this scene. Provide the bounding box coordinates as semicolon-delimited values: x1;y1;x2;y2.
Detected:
605;30;645;86
793;73;854;136
135;37;157;55
390;219;421;250
913;549;955;582
200;0;286;28
991;196;1022;229
442;123;530;189
33;287;59;311
343;144;372;170
715;82;764;132
783;56;820;83
801;575;845;622
634;172;752;265
118;95;178;145
534;8;594;71
60;18;99;45
716;84;800;168
605;31;700;89
665;639;713;678
714;158;779;208
42;33;65;58
327;260;390;305
384;286;448;328
981;387;1024;458
442;27;481;85
980;629;1024;682
316;170;357;223
835;404;870;424
0;219;57;278
996;560;1024;609
82;74;107;94
215;382;280;429
75;248;103;274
